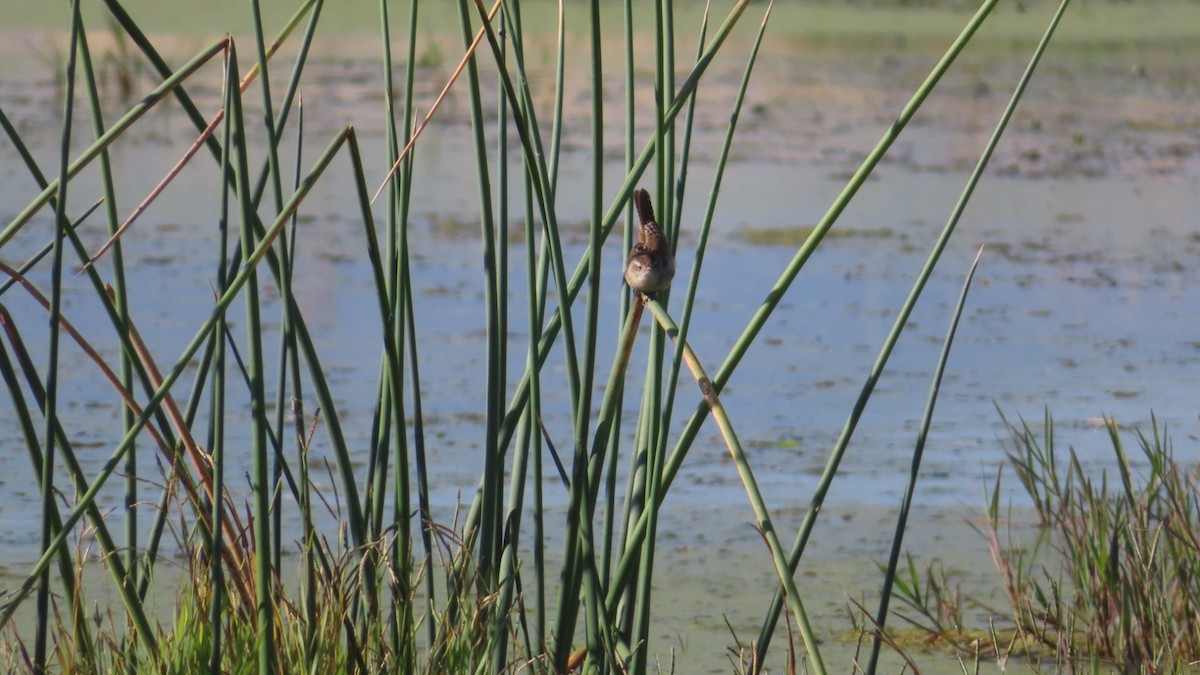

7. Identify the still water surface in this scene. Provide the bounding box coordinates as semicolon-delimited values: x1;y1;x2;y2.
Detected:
0;2;1198;671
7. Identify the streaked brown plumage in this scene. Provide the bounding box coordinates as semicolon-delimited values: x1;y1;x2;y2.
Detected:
623;188;675;295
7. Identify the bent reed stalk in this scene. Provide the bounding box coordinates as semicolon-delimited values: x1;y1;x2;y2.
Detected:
0;1;1068;672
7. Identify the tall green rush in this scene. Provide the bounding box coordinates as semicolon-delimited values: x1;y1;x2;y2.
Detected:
866;247;984;672
224;41;277;674
35;2;81;670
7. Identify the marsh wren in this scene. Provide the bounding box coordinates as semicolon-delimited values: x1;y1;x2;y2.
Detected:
623;188;675;296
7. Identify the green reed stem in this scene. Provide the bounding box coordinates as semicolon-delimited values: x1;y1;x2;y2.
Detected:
574;0;608;668
669;5;705;249
866;247;983;673
486;2;556;657
658;1;721;480
538;4;559;652
225;42;276;673
288;93;321;674
456;0;504;586
249;0;324;208
604;0;637;595
399;4;429;662
34;4;80;669
207;55;236;674
247;0;286;578
660;0;676;241
495;6;511;525
643;298;826;674
345;131;405;620
663;0;711;309
249;0;285;218
378;0;417;664
519;0;552;640
70;8;139;622
626;2;671;666
487;9;518;672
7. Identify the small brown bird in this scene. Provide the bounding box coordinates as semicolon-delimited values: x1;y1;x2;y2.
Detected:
623;188;675;295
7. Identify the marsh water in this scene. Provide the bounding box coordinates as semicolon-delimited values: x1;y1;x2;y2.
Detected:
1;1;1198;671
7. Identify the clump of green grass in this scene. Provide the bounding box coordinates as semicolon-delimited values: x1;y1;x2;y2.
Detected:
892;411;1200;672
991;411;1200;670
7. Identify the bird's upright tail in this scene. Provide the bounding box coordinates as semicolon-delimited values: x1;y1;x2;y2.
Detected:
633;188;657;227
